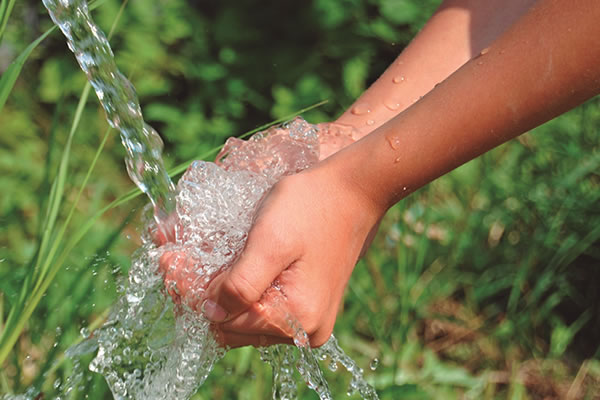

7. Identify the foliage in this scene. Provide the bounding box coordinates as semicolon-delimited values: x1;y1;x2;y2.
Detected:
0;0;599;398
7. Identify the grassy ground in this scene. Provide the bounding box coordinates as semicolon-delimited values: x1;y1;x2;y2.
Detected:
1;0;599;398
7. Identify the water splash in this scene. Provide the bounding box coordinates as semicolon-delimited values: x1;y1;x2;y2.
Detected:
85;118;377;399
42;0;176;228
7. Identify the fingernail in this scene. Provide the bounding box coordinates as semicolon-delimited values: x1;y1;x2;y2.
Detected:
201;299;228;322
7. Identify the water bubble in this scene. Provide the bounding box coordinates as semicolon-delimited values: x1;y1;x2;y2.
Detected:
366;119;375;126
369;358;379;371
80;327;90;338
392;75;405;84
480;47;490;56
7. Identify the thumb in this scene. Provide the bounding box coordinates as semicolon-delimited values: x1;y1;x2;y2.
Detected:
201;223;295;322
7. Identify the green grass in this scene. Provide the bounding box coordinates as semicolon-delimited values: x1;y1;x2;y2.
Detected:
1;0;599;398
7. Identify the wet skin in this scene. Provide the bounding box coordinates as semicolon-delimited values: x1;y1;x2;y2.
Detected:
159;0;600;348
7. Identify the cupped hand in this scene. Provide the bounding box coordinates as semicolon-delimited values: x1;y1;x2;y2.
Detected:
157;120;381;348
197;159;382;348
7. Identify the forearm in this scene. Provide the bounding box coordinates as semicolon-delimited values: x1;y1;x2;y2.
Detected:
336;0;537;138
329;0;600;213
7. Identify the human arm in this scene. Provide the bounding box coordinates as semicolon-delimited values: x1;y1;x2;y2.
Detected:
198;0;600;348
337;0;600;212
319;0;537;159
331;0;538;140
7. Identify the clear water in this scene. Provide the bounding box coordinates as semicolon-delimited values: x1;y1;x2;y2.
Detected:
42;0;177;229
39;0;378;399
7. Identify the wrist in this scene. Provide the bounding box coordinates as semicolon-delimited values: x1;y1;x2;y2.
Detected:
316;140;391;225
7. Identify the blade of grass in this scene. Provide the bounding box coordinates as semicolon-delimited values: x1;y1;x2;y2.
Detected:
0;0;108;114
44;101;332;285
38;96;64;234
33;0;128;290
0;0;126;367
0;84;92;369
32;83;92;291
0;0;16;44
0;26;55;114
168;99;329;176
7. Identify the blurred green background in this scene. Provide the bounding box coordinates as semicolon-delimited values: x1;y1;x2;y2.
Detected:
1;0;599;398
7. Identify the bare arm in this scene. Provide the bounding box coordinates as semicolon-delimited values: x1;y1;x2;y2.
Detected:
336;0;537;138
332;0;600;213
169;0;600;348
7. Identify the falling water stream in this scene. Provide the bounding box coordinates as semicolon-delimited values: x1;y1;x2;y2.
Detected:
34;0;379;399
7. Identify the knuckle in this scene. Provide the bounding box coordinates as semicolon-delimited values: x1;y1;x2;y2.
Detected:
302;306;336;347
158;252;175;275
222;270;263;308
299;307;323;336
310;332;331;348
309;319;335;348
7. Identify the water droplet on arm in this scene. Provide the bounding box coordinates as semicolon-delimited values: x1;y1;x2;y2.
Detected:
475;47;490;65
392;75;405;84
386;136;401;150
383;99;401;111
351;102;371;116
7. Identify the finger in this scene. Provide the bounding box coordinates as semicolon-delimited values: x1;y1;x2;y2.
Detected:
220;321;332;349
220;296;298;337
152;213;180;246
159;251;204;309
202;218;297;322
218;331;294;348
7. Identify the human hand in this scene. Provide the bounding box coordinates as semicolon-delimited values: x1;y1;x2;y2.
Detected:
196;159;383;347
